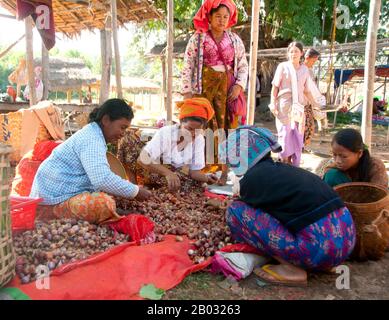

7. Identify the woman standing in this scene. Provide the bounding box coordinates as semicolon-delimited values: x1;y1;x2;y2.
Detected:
269;42;318;166
182;0;248;184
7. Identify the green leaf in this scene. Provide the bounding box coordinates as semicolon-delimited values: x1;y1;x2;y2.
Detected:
139;284;165;300
0;288;31;300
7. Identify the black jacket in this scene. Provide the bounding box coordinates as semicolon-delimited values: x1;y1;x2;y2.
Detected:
239;158;345;233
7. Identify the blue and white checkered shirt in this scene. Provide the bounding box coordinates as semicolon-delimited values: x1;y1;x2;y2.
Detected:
30;122;139;205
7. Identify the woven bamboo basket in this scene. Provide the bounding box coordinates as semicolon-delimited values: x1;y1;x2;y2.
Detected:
107;152;128;180
0;143;16;287
334;182;389;261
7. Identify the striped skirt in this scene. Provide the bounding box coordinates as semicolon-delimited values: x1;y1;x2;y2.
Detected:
226;201;356;271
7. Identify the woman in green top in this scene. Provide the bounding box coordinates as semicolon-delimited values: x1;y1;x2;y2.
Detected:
322;129;388;188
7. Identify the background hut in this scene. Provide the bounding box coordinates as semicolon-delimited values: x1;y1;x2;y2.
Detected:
43;57;96;103
0;0;163;37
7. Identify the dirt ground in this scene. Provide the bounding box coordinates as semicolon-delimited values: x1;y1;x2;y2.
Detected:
165;253;389;300
165;119;389;300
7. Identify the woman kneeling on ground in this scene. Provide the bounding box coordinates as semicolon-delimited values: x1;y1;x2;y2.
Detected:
220;126;356;286
30;98;151;224
118;97;219;192
320;128;388;188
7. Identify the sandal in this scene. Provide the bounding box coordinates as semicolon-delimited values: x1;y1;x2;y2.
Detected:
253;264;308;287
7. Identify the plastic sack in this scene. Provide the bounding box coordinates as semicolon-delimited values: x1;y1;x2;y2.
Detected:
12;141;61;196
12;153;41;196
109;214;155;245
32;140;61;161
211;251;269;281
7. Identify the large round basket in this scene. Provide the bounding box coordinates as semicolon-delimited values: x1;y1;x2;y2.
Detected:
0;143;15;287
334;182;389;261
107;152;128;180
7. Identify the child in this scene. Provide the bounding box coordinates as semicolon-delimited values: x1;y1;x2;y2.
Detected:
323;128;388;188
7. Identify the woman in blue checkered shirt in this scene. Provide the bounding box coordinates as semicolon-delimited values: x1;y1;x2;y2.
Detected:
30;99;151;224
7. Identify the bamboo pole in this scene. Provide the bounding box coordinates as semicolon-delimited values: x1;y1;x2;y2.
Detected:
166;0;174;122
247;0;260;125
111;0;123;99
0;13;15;19
317;11;325;86
0;34;25;60
326;0;337;104
99;18;112;104
362;0;381;148
25;17;36;106
161;56;167;110
42;42;49;100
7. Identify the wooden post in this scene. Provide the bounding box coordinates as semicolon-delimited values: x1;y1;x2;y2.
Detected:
42;42;49;100
99;20;112;104
161;56;167;111
25;17;36;106
111;0;123;99
166;0;174;122
79;89;83;104
361;0;381;149
247;0;260;125
67;90;72;103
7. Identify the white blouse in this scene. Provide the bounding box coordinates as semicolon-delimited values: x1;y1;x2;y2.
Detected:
142;124;205;171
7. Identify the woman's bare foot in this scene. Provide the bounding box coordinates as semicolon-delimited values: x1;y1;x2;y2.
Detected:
254;264;307;285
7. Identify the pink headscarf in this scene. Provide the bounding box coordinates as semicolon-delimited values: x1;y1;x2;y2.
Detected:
193;0;238;33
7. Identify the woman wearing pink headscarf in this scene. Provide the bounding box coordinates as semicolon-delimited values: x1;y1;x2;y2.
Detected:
182;0;248;185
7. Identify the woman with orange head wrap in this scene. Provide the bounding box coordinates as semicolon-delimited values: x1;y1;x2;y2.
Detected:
182;0;248;185
117;98;219;192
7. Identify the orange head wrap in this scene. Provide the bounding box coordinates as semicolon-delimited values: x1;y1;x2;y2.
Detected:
176;97;215;122
193;0;238;33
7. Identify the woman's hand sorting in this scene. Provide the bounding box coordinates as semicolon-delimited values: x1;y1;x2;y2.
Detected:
206;174;219;185
135;187;152;201
166;173;181;191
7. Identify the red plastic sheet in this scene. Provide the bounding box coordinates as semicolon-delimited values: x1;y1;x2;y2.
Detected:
7;235;210;300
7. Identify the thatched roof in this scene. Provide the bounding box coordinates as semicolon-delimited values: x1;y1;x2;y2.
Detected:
149;40;189;57
0;0;163;37
39;57;96;92
91;75;160;93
